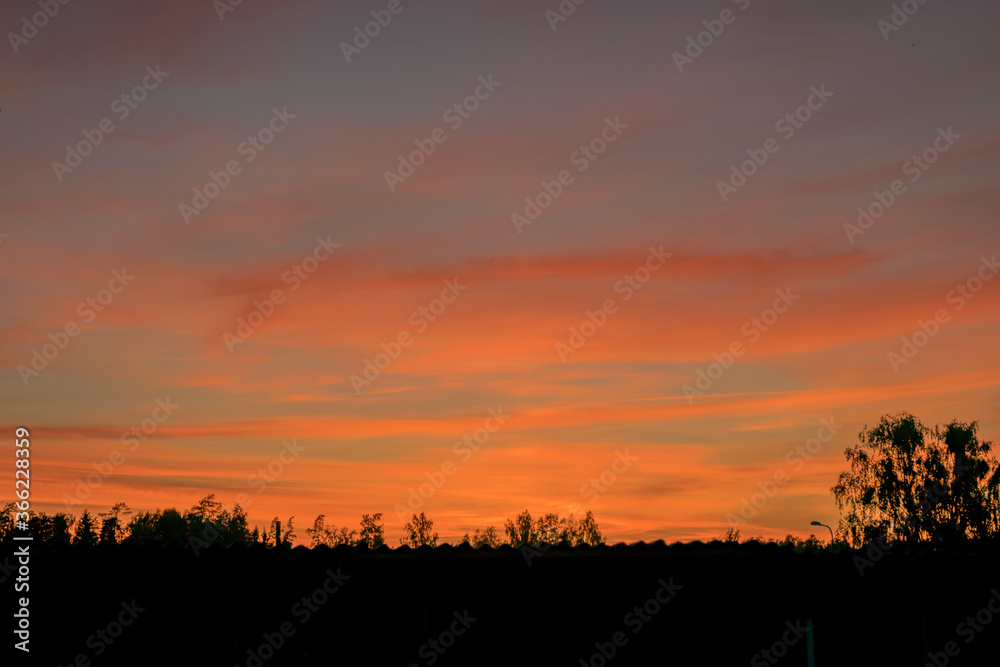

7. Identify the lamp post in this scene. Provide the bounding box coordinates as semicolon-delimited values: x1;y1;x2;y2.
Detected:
806;521;832;667
810;520;834;543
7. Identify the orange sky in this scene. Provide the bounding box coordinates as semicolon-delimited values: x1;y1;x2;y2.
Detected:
2;0;999;545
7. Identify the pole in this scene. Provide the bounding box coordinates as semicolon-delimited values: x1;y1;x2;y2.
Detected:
807;618;815;666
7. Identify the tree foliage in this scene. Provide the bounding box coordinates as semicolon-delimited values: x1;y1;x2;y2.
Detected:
718;529;823;552
0;502;16;542
221;503;251;545
5;497;613;552
305;514;356;547
156;508;189;545
125;511;158;544
504;510;604;547
265;516;296;547
99;503;132;545
74;509;98;547
461;526;502;548
190;494;223;522
50;512;76;546
832;412;1000;546
400;512;438;547
358;513;385;548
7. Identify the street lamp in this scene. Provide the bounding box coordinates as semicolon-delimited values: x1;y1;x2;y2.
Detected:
810;520;834;543
806;522;831;667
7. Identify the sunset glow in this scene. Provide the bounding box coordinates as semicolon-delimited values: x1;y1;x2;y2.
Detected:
3;0;998;547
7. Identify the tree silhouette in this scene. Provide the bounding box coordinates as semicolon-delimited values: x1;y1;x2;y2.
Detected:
28;511;54;543
574;511;604;546
99;503;132;545
125;511;158;544
74;509;98;547
305;514;355;547
504;510;536;546
305;515;325;547
461;526;501;548
832;412;1000;546
223;503;250;545
186;494;223;541
304;513;385;547
358;513;384;548
190;494;223;522
0;502;16;541
156;508;189;545
50;512;75;547
401;512;438;547
504;509;604;546
535;513;564;544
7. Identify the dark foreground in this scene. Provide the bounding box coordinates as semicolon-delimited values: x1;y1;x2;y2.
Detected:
6;540;1000;666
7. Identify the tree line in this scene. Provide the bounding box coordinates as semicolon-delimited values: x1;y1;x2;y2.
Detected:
4;412;995;551
0;495;605;551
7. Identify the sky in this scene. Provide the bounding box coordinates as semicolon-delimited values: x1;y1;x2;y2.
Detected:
2;0;998;545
